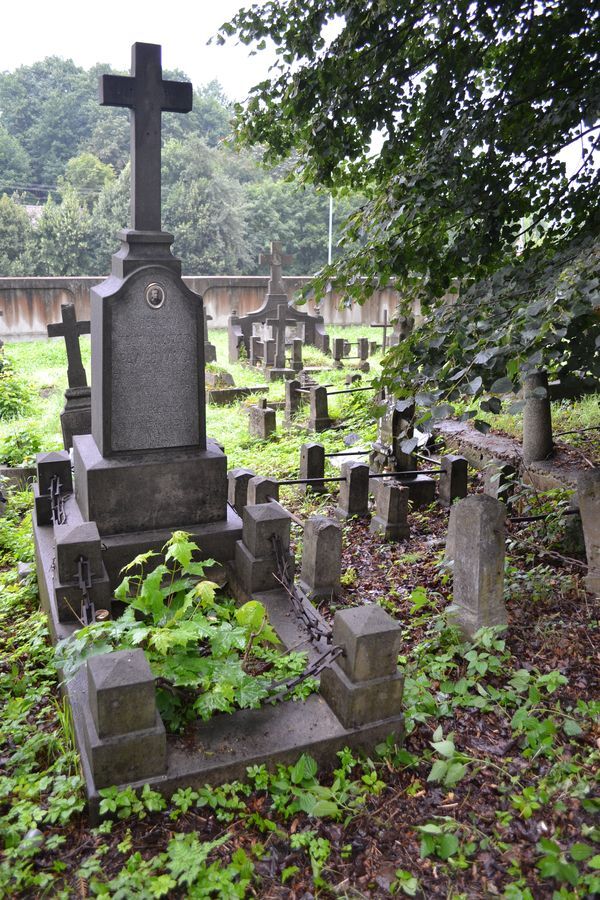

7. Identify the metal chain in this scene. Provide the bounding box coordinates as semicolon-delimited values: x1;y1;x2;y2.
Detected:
49;474;67;526
270;533;333;643
267;532;343;704
267;645;344;704
77;555;96;626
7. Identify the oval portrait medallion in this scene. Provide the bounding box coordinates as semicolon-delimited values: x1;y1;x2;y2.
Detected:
145;282;166;309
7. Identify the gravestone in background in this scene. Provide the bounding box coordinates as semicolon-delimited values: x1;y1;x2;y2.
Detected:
47;303;92;450
228;240;330;361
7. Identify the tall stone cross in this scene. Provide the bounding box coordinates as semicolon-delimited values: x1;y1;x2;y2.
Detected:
259;240;293;295
267;302;296;369
100;42;192;231
47;303;90;388
370;308;389;352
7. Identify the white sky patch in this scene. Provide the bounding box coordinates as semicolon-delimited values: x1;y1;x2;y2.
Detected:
0;0;274;101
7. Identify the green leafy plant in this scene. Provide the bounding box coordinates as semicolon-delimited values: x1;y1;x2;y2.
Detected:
0;426;41;466
55;531;296;731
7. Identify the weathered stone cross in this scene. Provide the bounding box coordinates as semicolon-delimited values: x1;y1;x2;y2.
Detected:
267;302;296;369
100;42;192;231
370;308;389;352
47;303;90;388
259;240;293;295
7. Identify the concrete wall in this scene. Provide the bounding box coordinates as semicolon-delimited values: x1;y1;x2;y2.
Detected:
0;275;402;340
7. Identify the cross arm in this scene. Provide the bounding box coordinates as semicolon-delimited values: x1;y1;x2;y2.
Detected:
162;80;193;113
100;74;135;108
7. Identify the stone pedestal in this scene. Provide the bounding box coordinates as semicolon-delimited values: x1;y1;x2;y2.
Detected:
370;481;409;540
299;442;326;493
320;606;404;728
308;386;331;432
234;502;293;593
335;462;370;519
61;386;92;451
438;455;468;507
299;516;342;600
81;649;166;789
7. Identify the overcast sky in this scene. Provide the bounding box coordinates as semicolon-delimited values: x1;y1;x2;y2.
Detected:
1;0;272;101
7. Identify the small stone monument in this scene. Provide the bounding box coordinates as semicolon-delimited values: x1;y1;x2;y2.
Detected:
203;307;217;363
47;303;92;450
227;240;330;361
265;302;296;381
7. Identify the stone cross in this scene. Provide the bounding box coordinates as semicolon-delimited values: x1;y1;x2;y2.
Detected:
47;303;90;388
100;42;192;231
259;240;293;295
203;307;212;342
267;302;296;369
370;309;389;352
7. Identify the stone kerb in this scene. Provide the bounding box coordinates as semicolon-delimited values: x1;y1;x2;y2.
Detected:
446;494;507;639
247;476;279;505
227;468;256;515
299;516;342;601
578;469;600;596
320;605;404;728
234;501;294;594
82;649;166;789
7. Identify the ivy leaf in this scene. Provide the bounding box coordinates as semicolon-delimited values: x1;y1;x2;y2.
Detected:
490;376;514;394
474;419;491;434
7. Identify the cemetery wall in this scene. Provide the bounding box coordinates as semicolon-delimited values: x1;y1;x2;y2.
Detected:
0;276;402;340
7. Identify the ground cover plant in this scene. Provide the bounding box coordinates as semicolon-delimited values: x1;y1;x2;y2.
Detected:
0;334;598;897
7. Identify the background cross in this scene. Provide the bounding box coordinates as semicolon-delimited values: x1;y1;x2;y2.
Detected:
100;42;192;232
370;309;389;352
47;303;90;388
259;240;293;294
266;302;296;368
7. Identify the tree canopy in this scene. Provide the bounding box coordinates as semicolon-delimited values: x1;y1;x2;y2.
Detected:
220;0;600;403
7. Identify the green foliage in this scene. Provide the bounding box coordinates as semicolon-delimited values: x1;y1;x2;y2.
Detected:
0;426;41;466
54;531;312;731
0;194;35;275
58;152;114;209
0;350;33;420
35;190;93;276
222;0;600;403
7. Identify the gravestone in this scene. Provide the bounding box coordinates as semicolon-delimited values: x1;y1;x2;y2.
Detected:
266;302;295;381
370;394;435;508
227;240;330;361
522;370;553;463
47;303;92;449
34;41;243;608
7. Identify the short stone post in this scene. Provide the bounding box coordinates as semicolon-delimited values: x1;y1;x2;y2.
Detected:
332;337;345;367
446;495;507;639
357;337;369;361
438;455;468;507
335;461;370;519
285;379;302;421
578;470;600;596
299;442;326;493
247;475;279;505
320;606;404;728
308;386;331;432
299;516;342;601
522;370;553;463
370;480;409;541
82;649;166;789
227;468;256;515
34;450;73;526
345;372;362;385
291;339;303;372
483;459;517;501
249;398;276;439
234;502;294;593
53;521;112;622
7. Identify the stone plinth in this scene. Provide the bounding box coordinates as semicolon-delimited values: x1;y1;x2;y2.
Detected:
73;434;227;535
299;516;342;601
370;480;409;540
299;442;326;493
438;455;468;507
335;462;370;519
